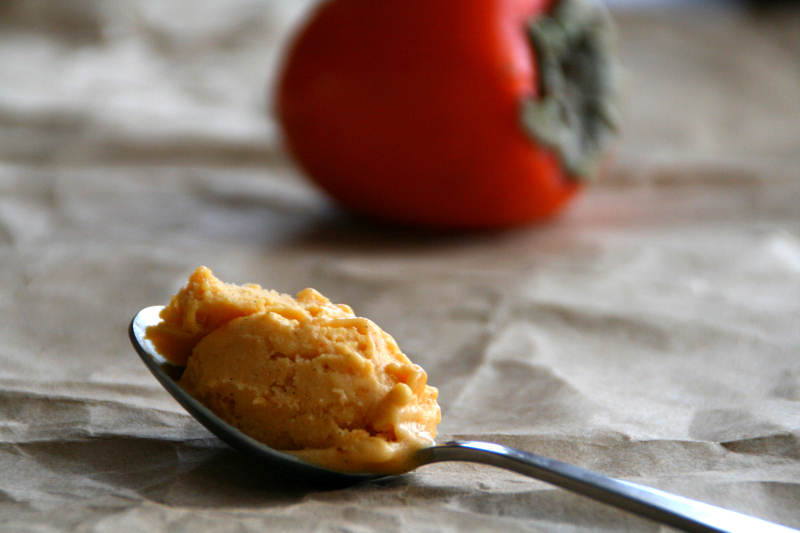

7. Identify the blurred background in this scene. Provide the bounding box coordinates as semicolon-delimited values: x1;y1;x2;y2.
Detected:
0;0;796;175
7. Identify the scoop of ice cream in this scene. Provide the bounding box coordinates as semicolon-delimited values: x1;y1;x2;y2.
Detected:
146;266;440;474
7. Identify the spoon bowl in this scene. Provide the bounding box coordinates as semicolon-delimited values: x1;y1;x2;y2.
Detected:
130;306;797;533
130;306;379;486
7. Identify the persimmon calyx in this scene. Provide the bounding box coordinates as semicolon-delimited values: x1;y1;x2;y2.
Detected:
522;0;621;182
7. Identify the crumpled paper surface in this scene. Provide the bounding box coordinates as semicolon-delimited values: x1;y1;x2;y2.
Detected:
1;1;799;531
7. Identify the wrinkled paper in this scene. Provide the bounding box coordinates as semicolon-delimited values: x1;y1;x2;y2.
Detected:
1;1;799;531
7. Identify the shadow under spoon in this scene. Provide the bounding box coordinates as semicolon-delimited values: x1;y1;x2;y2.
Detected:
130;306;797;533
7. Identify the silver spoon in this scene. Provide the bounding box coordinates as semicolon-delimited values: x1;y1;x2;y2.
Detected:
130;306;797;533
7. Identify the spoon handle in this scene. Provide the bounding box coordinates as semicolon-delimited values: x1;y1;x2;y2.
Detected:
418;440;798;533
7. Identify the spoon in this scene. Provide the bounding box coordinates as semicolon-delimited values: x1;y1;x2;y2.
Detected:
130;306;797;533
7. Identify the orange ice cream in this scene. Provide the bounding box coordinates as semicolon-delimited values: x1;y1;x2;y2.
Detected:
146;266;440;474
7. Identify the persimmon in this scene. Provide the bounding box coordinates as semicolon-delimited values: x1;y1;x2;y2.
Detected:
277;0;620;230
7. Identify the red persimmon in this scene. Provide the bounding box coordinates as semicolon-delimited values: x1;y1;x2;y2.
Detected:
277;0;619;230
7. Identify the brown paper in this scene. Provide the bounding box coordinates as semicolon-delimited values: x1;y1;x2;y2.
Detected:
1;1;799;531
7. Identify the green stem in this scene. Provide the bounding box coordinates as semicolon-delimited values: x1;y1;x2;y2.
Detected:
522;0;621;181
